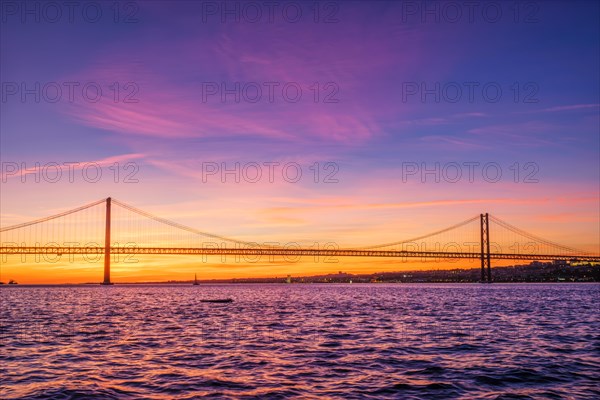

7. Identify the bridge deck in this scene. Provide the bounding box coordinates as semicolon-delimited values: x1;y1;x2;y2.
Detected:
2;246;599;262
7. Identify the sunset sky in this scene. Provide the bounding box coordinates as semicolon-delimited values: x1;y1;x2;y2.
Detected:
1;1;599;283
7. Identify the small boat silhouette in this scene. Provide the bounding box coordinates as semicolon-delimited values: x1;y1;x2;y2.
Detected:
193;274;199;286
200;298;233;303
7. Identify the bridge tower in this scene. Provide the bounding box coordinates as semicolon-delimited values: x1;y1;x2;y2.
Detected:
480;213;491;283
101;197;113;285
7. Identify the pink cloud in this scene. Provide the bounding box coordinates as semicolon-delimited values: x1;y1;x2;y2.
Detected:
59;8;436;145
532;104;600;113
466;121;561;146
1;153;146;181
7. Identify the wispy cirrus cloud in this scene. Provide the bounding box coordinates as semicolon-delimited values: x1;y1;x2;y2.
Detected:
59;5;443;147
525;103;600;113
466;121;561;147
1;153;146;181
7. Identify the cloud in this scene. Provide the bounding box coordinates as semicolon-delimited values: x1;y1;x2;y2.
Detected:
453;112;488;118
466;121;559;146
1;153;146;181
58;5;440;146
531;104;600;113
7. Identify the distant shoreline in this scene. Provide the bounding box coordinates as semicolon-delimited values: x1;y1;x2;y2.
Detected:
2;282;599;287
2;262;598;285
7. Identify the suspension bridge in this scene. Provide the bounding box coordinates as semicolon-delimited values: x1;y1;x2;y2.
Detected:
1;197;598;284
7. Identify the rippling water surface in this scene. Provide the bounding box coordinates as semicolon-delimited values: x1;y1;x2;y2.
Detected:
1;283;598;399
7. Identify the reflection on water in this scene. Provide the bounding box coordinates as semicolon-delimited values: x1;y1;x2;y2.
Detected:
1;284;598;399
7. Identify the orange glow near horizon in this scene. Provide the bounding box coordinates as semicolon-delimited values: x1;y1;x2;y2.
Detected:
0;255;567;285
1;188;598;284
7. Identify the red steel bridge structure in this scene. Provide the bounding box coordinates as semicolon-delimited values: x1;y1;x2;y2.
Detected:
1;198;599;284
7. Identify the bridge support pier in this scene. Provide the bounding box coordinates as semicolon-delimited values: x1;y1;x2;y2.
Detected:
101;197;113;285
480;213;491;283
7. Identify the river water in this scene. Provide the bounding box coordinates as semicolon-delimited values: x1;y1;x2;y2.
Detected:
1;283;598;399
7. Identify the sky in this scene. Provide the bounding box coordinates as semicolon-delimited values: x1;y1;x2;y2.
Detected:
1;1;599;283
